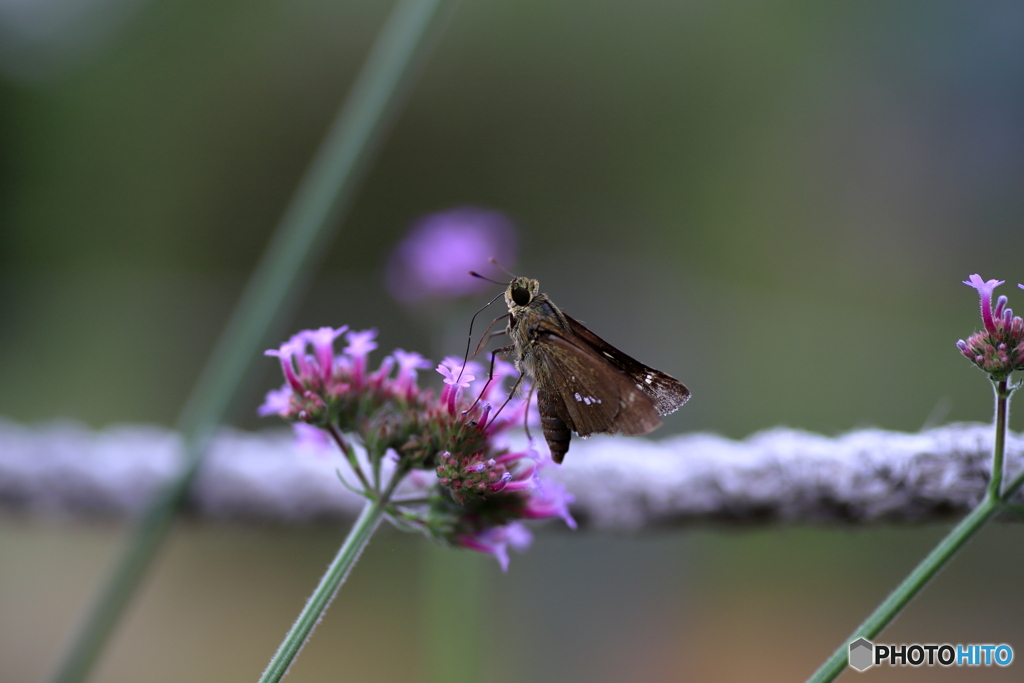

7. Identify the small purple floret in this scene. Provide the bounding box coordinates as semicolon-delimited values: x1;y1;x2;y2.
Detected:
384;348;428;398
963;274;1005;335
437;357;477;413
291;423;333;454
344;329;378;385
521;480;578;529
265;336;307;392
302;326;347;383
258;385;293;417
459;523;533;572
344;329;378;358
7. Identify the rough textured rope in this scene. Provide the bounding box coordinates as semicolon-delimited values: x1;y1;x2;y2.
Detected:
1;418;1021;529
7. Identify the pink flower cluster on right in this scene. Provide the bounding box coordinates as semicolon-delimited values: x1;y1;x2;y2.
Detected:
957;275;1024;380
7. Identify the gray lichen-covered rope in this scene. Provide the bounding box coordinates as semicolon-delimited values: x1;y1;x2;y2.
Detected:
2;418;1021;529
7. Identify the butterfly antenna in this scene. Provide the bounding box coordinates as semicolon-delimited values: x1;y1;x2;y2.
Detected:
488;257;518;279
468;270;506;286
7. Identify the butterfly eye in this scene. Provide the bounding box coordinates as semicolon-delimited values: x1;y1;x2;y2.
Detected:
511;287;531;306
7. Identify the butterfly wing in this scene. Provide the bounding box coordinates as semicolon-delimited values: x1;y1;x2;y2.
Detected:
563;314;690;415
532;329;663;439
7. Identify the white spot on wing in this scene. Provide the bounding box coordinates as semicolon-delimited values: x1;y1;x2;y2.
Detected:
645;374;653;384
574;392;582;402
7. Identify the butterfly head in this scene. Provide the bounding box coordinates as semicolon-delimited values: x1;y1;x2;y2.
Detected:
505;277;540;310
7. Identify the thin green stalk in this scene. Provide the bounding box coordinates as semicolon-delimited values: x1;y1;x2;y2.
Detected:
805;497;1001;683
989;379;1009;499
806;381;1016;683
390;496;432;506
328;425;372;493
1001;502;1024;517
46;2;456;682
258;470;406;683
997;446;1024;508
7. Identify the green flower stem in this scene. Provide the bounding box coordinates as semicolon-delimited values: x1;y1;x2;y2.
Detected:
328;424;373;493
390;496;433;506
259;470;405;683
46;2;456;682
805;496;1001;683
806;382;1017;683
1005;467;1024;502
989;379;1010;499
1001;502;1024;517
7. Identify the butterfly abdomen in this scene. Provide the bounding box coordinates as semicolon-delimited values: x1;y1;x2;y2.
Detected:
537;386;571;464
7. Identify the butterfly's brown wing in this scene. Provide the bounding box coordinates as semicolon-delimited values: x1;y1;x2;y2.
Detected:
563;314;690;416
532;329;663;463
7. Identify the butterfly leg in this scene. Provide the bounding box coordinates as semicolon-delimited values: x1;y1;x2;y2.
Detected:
473;327;510;359
469;313;510;360
483;370;526;429
522;382;535;442
464;345;514;415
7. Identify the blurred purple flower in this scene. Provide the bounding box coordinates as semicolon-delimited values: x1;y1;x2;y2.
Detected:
520;479;577;529
392;349;431;398
385;207;517;303
302;326;348;384
344;328;378;358
344;328;378;386
291;422;334;455
257;385;294;417
265;335;308;393
457;522;533;572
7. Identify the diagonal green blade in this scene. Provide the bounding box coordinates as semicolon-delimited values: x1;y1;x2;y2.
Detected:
47;1;458;681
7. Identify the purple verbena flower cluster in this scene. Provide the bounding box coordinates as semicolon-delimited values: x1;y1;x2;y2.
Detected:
385;207;517;304
261;326;574;569
957;275;1024;380
428;442;576;570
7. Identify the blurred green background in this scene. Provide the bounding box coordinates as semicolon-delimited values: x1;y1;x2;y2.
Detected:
2;0;1024;680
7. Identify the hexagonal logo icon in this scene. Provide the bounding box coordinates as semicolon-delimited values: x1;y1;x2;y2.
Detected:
849;637;874;671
